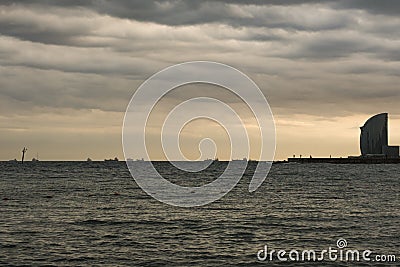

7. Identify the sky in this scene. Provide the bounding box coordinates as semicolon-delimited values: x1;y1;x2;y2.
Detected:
0;0;400;161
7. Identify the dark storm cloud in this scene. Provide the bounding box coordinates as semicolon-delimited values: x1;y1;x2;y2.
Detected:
285;35;378;60
0;66;138;114
0;1;353;47
333;0;400;16
0;0;399;117
2;0;399;29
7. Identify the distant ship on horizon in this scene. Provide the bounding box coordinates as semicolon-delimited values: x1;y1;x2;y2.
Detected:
104;157;119;162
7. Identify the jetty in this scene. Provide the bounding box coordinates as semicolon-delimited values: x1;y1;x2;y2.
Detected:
287;113;400;164
287;157;400;164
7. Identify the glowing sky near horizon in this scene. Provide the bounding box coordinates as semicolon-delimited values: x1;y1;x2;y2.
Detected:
1;1;400;160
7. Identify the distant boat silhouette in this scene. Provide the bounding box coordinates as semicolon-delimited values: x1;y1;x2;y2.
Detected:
203;158;219;163
104;157;119;162
232;158;249;162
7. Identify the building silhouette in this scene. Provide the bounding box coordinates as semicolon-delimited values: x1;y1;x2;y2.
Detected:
360;113;399;158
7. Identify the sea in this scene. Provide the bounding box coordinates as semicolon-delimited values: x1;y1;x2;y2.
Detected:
0;161;398;266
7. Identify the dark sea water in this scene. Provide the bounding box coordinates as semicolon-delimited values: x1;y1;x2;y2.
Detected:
0;162;398;266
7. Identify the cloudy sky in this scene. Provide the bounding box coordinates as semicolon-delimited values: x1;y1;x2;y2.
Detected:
1;0;400;161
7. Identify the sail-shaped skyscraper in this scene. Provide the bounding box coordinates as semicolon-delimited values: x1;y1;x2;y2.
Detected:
360;113;399;158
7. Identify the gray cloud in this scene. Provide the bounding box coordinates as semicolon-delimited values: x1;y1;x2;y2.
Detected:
2;0;398;29
333;0;400;16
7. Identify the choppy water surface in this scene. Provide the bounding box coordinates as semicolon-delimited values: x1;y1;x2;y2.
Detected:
0;162;399;266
